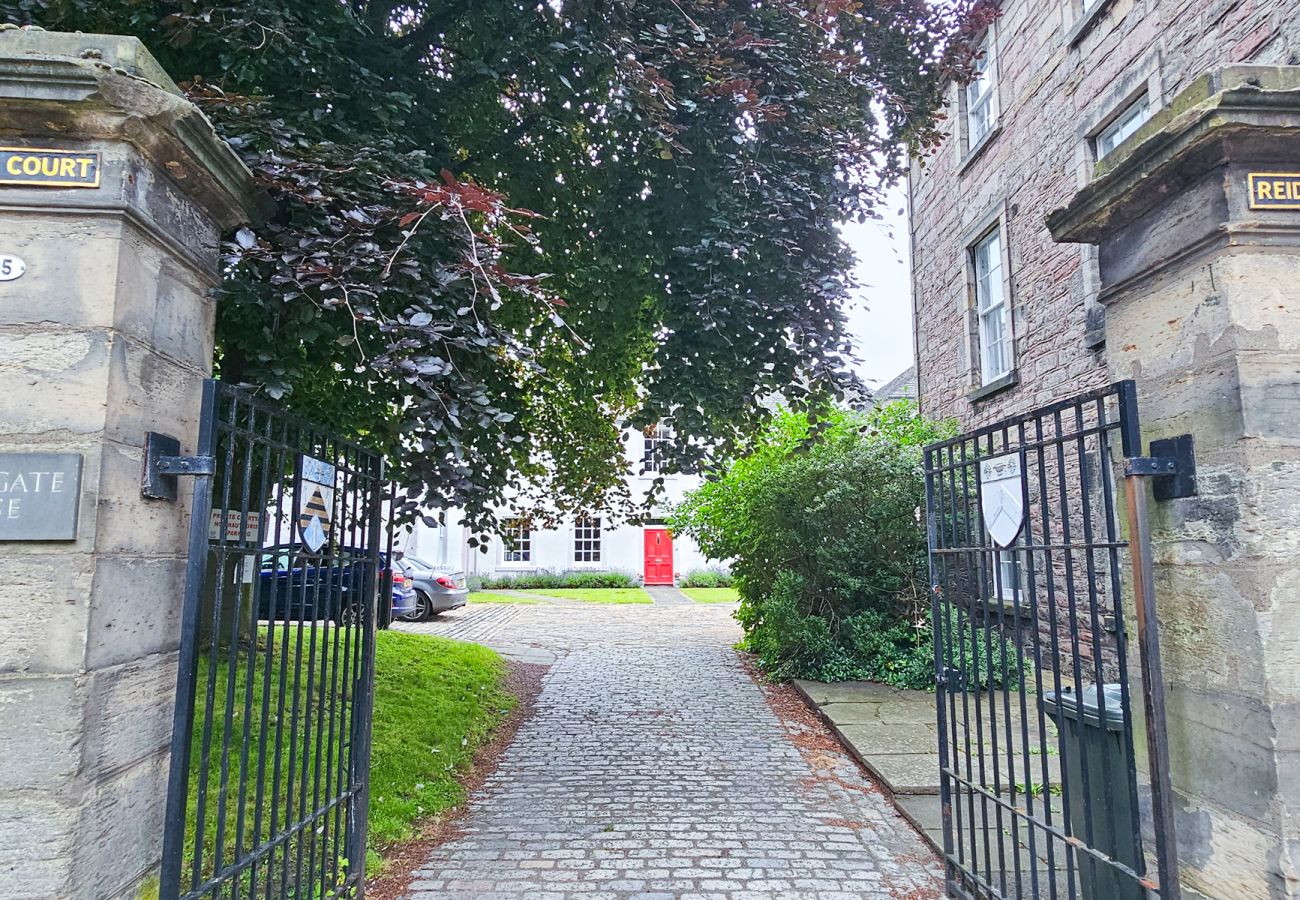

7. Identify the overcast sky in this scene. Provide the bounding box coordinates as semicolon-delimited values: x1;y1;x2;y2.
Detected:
838;183;913;388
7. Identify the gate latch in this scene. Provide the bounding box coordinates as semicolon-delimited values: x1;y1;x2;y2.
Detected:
936;667;966;691
142;432;216;502
1123;433;1197;501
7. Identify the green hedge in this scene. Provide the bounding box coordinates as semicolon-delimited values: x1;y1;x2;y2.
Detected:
468;569;640;590
673;402;1025;691
678;567;734;588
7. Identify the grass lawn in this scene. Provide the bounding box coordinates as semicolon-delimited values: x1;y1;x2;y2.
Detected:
469;590;540;604
531;588;652;604
683;587;740;603
183;626;512;890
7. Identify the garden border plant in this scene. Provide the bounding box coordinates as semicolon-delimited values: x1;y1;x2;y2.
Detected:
671;400;1027;691
467;569;641;591
678;568;734;589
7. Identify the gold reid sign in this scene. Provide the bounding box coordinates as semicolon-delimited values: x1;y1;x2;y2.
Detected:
1248;172;1300;210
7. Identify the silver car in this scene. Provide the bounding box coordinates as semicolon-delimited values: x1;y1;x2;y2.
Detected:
396;554;469;621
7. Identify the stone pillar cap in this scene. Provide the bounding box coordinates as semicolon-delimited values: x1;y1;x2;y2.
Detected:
0;27;259;228
1048;65;1300;244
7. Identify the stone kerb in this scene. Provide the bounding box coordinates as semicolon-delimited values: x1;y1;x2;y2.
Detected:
0;29;255;899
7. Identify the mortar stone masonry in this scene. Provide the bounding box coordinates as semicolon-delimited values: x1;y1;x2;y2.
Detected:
0;31;256;899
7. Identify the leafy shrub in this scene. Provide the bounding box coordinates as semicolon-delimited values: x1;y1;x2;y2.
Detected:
468;569;640;590
674;401;1023;691
679;568;734;588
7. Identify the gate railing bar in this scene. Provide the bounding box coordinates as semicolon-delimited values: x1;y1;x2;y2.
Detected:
190;389;240;891
937;445;970;882
181;789;356;899
264;416;297;898
976;429;1014;897
1016;417;1060;900
952;444;979;885
925;421;1116;472
926;449;959;883
943;442;974;885
248;411;290;895
930;540;1127;554
1031;413;1082;898
350;455;385;895
926;383;1130;452
322;439;355;892
161;378;221;900
1118;385;1184;900
1050;405;1104;891
316;448;349;896
1071;402;1125;888
211;391;257;886
231;403;273;892
959;438;996;887
1005;420;1043;899
1097;396;1150;888
289;435;332;894
939;768;1160;887
327;446;360;892
210;389;378;455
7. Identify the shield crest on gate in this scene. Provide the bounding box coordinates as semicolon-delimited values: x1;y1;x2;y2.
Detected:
980;453;1024;548
297;454;337;553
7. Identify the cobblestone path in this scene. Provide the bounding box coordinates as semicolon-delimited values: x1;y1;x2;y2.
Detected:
396;601;942;899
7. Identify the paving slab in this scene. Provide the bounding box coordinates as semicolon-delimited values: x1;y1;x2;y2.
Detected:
643;584;692;605
837;722;939;756
794;678;901;706
794;681;942;796
818;702;884;725
877;699;940;725
859;753;944;796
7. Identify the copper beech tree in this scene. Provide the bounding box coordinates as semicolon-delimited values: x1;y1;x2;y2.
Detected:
2;0;994;533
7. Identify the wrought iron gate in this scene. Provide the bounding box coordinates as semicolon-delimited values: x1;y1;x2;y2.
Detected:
923;382;1180;900
160;380;385;900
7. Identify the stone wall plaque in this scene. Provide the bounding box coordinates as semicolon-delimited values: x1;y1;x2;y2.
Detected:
0;147;101;188
1248;172;1300;210
0;452;83;540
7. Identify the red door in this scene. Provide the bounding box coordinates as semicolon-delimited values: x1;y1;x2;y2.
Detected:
643;528;674;585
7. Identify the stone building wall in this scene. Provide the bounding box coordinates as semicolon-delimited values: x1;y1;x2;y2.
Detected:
910;0;1300;428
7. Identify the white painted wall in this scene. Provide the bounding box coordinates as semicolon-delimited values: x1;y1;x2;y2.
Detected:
396;429;727;583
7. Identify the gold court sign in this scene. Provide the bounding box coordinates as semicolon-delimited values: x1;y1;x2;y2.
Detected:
0;147;101;188
1248;172;1300;210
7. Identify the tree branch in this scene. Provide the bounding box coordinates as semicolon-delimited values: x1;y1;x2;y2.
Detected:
393;0;475;49
459;112;544;169
365;0;401;34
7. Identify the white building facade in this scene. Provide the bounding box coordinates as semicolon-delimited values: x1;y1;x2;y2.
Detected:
400;426;718;584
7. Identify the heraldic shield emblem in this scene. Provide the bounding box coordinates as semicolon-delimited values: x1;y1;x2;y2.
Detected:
980;453;1025;548
297;454;337;554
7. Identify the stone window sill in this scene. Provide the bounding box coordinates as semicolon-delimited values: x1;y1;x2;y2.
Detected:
958;123;1002;176
976;596;1033;620
1066;0;1117;48
969;370;1019;404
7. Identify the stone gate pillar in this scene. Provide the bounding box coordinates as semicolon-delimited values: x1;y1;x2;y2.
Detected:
0;30;254;898
1049;66;1300;899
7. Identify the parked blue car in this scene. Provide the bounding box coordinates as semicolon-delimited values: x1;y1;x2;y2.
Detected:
256;547;415;625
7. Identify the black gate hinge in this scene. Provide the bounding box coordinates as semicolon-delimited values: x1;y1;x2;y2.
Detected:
142;432;216;501
1123;433;1197;501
